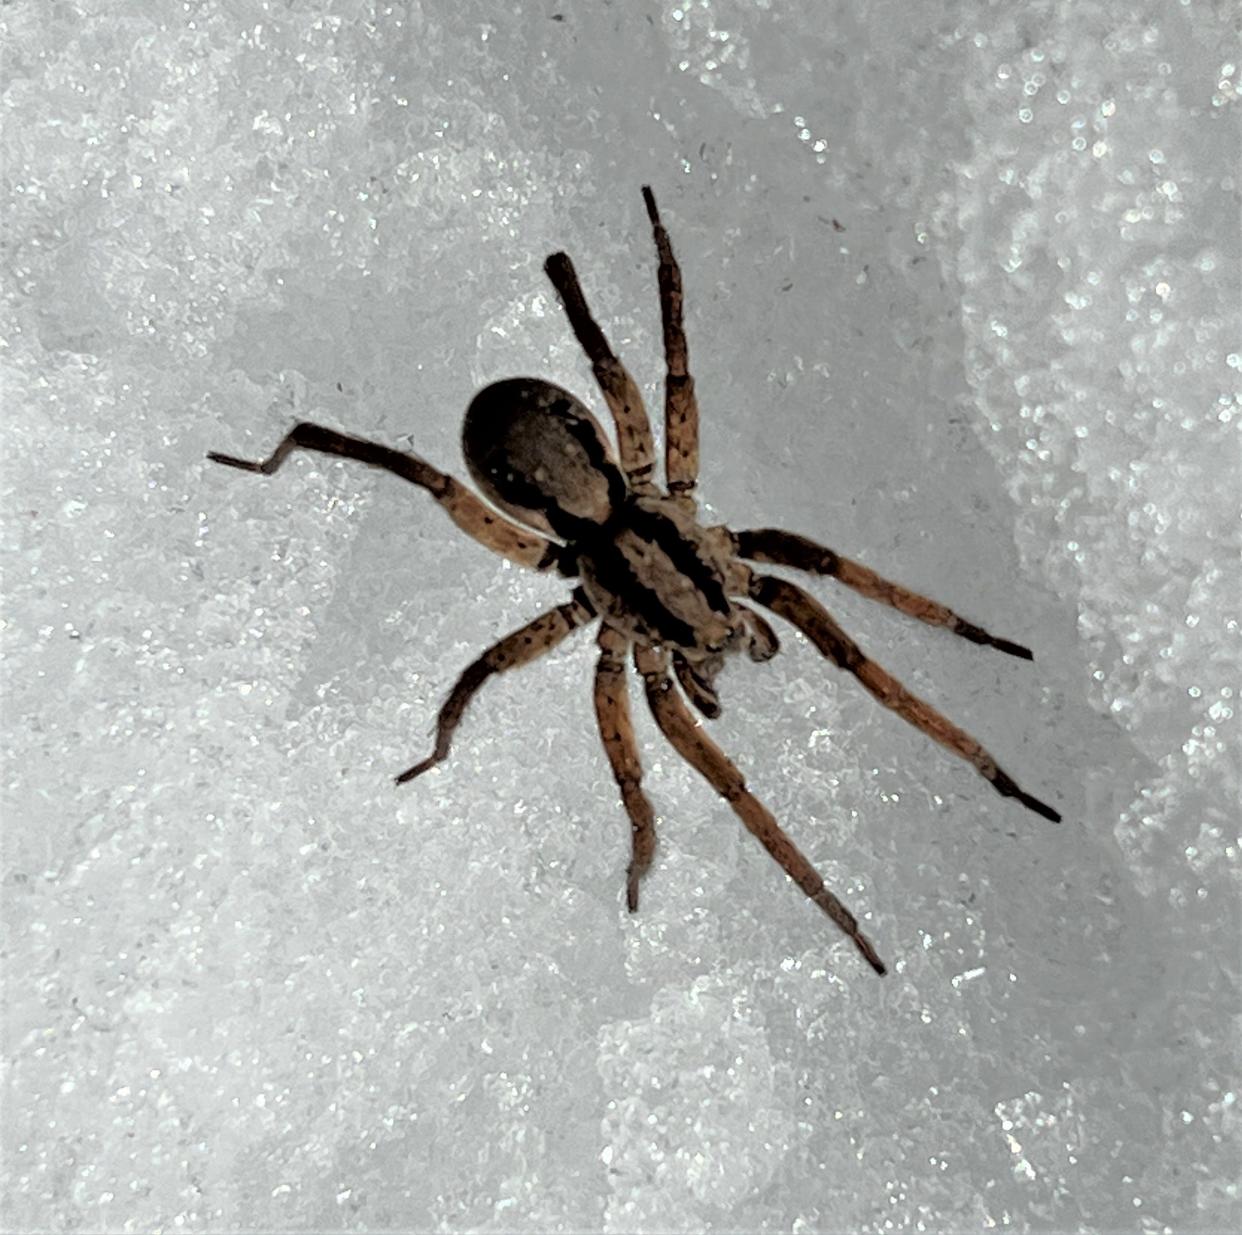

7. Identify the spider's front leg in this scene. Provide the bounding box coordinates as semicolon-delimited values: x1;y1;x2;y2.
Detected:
208;422;559;572
633;645;887;976
593;626;656;911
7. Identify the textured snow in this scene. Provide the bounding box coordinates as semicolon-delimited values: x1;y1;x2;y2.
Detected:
3;0;1238;1230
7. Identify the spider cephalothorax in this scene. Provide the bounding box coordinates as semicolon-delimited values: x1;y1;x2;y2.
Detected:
208;187;1061;976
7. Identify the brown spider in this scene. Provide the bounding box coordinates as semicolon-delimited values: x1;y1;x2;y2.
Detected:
208;186;1061;976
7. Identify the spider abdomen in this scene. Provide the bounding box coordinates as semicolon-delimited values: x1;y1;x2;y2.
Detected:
576;495;738;655
462;378;625;539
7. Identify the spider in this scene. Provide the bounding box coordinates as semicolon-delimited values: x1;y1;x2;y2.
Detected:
208;186;1061;976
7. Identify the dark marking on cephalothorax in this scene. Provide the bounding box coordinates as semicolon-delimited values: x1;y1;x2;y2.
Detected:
577;527;699;648
624;505;731;616
573;495;737;654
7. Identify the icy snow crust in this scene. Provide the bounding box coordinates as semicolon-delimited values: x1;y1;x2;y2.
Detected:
3;0;1238;1229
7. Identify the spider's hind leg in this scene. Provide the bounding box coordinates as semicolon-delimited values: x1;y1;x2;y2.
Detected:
634;645;887;976
642;186;700;506
543;252;657;494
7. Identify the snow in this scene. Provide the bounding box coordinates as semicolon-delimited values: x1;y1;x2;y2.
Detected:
3;0;1238;1230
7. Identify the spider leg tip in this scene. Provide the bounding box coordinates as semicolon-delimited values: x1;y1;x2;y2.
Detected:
1022;793;1062;824
999;638;1035;661
208;450;267;473
958;621;1034;660
857;940;888;976
993;770;1062;824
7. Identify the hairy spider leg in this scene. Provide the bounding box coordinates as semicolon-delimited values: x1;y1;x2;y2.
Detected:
749;572;1062;823
734;527;1034;659
396;590;596;784
641;186;700;504
207;422;558;572
633;645;888;976
593;626;657;911
542;252;658;495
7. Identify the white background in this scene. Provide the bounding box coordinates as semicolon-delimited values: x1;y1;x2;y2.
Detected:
4;0;1238;1229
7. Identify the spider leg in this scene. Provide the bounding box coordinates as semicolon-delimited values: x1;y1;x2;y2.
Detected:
542;251;658;494
633;644;887;976
733;527;1034;659
748;572;1062;823
208;422;558;572
641;186;700;505
395;589;595;784
593;626;657;911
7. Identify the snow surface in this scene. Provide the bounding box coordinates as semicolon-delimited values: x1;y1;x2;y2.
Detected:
3;0;1239;1230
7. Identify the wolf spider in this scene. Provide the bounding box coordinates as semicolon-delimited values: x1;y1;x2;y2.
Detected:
208;186;1061;976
